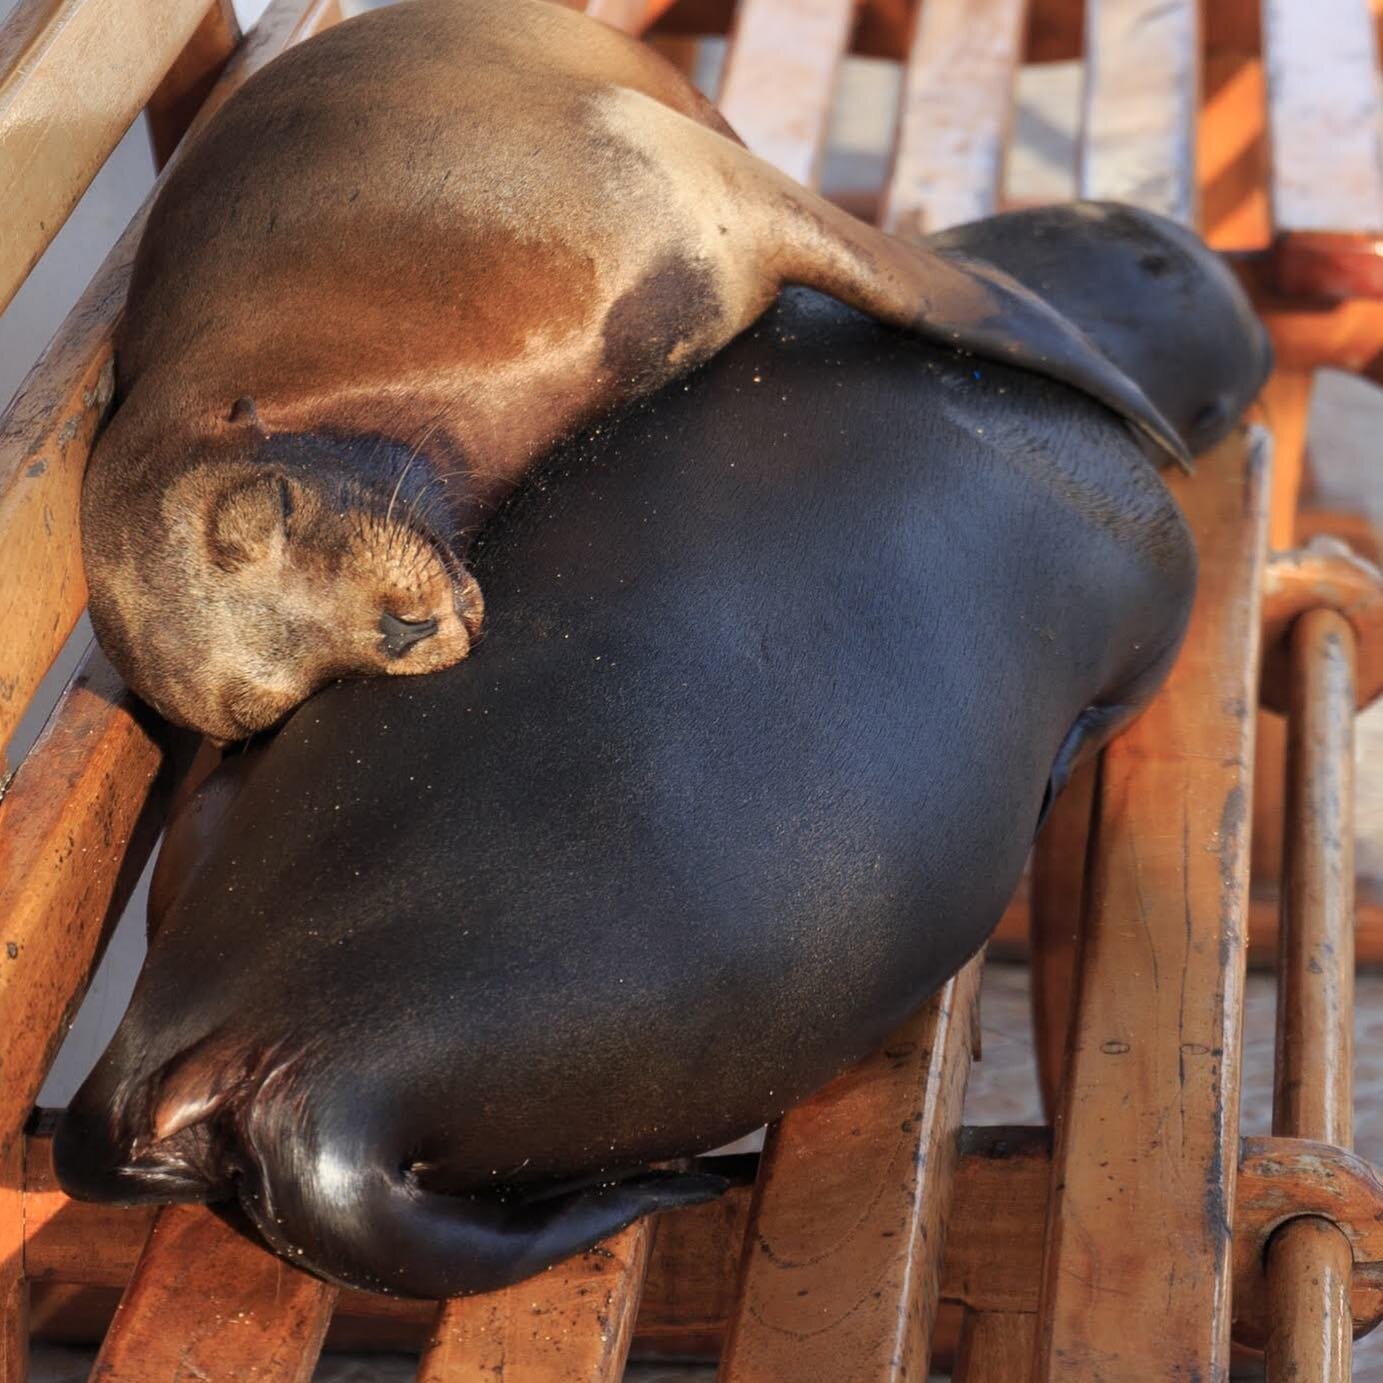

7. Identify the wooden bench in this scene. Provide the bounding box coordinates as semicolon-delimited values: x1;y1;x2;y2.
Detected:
2;0;1382;1378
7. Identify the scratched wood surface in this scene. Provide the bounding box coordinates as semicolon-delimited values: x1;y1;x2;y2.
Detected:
417;1224;651;1381
144;0;242;168
882;0;1028;239
0;0;345;759
719;958;982;1381
0;0;213;315
716;0;853;187
1078;0;1200;225
89;1204;336;1381
1034;429;1270;1377
1263;0;1383;237
0;648;169;1171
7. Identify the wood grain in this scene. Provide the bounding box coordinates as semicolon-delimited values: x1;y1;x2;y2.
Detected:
1265;1216;1354;1380
90;1204;335;1380
953;1309;1037;1382
418;1223;650;1381
1275;610;1357;1147
0;0;212;314
1079;0;1200;225
717;0;855;187
0;0;346;758
1264;0;1383;236
1035;428;1270;1377
719;957;982;1381
0;646;170;1168
882;0;1027;239
144;0;241;168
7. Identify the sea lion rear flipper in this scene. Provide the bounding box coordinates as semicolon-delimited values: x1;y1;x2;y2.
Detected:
1034;702;1139;835
241;1115;729;1298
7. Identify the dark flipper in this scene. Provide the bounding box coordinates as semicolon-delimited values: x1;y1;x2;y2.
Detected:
769;179;1194;469
1034;702;1140;836
243;1156;728;1299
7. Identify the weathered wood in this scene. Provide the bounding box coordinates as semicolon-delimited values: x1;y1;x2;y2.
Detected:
717;0;854;187
418;1223;650;1380
1260;370;1315;552
1035;429;1270;1377
1;1135;24;1383
90;1204;335;1380
1275;610;1357;1145
881;0;1027;239
0;0;346;758
144;0;241;168
634;1186;751;1359
1261;543;1383;712
1078;0;1199;225
1261;608;1358;1372
1263;0;1383;242
953;1309;1038;1382
1199;53;1272;254
0;647;171;1168
0;0;212;314
1265;1216;1354;1380
719;956;982;1381
942;1126;1049;1317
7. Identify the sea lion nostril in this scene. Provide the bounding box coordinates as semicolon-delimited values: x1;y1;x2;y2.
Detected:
379;612;439;658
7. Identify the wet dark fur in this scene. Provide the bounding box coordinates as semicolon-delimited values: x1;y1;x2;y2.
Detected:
56;211;1270;1298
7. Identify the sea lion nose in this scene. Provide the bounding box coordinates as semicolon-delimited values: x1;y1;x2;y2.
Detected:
379;612;439;658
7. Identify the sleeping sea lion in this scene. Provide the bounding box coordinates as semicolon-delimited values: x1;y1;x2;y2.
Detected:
80;0;1189;743
55;207;1269;1297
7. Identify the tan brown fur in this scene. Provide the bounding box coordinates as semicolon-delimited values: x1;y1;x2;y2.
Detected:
82;0;1186;740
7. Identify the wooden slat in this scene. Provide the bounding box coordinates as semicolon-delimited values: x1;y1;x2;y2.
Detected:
1;1136;24;1383
0;647;168;1164
954;1310;1038;1382
716;0;855;187
145;0;241;169
1265;1216;1354;1380
418;1223;650;1380
0;0;212;314
0;0;344;758
1264;0;1383;235
1264;609;1358;1378
881;0;1028;240
1079;0;1200;225
1035;429;1270;1377
719;956;983;1381
90;1204;335;1380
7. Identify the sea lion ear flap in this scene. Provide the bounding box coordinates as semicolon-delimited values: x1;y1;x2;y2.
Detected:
206;473;293;570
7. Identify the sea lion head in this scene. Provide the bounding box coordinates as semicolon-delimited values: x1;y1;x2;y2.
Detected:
82;422;483;742
929;201;1273;458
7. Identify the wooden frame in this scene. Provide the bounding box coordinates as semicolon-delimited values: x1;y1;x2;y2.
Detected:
3;0;1382;1378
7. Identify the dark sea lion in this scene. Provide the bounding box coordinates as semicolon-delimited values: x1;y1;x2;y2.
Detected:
80;0;1190;743
57;209;1269;1298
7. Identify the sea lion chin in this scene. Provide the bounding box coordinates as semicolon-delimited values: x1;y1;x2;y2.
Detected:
80;0;1189;741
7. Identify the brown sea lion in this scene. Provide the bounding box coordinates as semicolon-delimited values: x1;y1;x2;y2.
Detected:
81;0;1188;742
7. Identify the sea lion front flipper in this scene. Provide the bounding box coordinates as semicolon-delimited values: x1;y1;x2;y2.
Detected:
1034;702;1140;835
766;189;1192;470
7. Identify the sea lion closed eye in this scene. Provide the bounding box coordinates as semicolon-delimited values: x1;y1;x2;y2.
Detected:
81;0;1187;741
